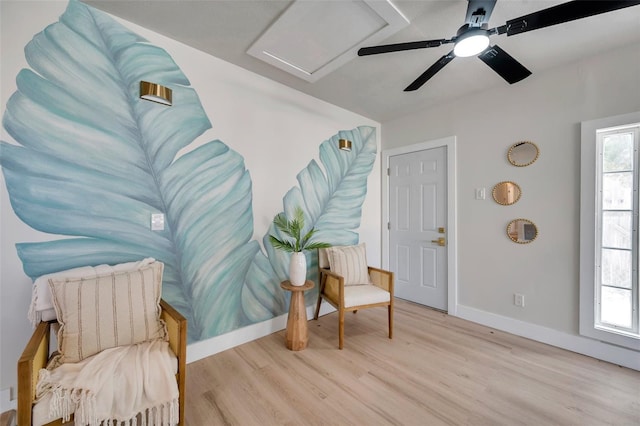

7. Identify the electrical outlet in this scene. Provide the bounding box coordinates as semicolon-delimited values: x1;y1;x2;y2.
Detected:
514;293;525;307
475;187;486;200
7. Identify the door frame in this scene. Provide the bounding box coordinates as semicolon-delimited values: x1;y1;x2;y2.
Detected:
382;136;458;315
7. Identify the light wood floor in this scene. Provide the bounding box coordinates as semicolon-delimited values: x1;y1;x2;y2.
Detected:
0;410;14;426
3;300;637;425
185;299;640;426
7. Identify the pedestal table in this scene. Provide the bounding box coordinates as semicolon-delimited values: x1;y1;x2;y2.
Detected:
280;280;314;351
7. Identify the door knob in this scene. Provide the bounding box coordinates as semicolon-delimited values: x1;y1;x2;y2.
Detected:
431;237;446;246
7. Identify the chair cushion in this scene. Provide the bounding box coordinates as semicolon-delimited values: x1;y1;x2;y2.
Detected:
326;243;371;286
48;261;167;365
344;284;390;308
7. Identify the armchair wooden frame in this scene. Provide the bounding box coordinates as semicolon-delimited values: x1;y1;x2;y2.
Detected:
17;299;187;426
314;265;394;349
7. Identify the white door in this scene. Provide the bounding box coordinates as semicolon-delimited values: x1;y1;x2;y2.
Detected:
389;146;447;310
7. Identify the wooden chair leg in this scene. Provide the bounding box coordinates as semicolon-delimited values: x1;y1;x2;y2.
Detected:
388;304;393;339
314;274;326;320
313;295;322;320
338;308;345;349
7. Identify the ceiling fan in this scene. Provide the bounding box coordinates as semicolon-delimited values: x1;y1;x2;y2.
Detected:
358;0;640;91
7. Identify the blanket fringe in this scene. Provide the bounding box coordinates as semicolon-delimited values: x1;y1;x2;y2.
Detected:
76;399;178;425
118;399;178;426
39;380;95;425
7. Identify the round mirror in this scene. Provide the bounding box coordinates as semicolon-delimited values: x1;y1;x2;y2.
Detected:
507;219;538;244
508;141;539;167
492;181;521;205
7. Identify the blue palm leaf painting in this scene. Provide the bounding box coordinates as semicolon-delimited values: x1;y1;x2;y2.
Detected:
1;0;377;342
242;127;377;322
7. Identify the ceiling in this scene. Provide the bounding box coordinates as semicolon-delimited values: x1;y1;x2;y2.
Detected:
84;0;640;122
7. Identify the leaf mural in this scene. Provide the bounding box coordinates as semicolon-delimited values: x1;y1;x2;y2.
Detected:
242;127;377;322
0;0;257;341
1;0;378;343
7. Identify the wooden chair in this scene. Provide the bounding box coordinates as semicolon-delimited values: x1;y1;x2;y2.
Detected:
18;299;187;426
314;246;394;349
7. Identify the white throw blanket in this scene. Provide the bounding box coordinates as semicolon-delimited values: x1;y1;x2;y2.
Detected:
36;339;178;426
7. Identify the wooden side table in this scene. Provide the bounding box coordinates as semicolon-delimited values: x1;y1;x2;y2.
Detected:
280;280;314;351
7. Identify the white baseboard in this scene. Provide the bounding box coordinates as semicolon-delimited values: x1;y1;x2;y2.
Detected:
0;387;16;414
187;303;335;364
455;304;640;371
185;302;639;372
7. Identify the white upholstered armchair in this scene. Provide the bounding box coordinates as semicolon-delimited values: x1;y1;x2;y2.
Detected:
17;260;186;426
314;244;394;349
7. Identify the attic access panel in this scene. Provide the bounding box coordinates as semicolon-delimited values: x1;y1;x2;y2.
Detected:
247;0;409;83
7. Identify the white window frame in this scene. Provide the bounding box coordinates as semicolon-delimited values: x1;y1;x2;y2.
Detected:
580;111;640;350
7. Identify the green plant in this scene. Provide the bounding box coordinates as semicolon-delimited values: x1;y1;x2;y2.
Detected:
269;207;330;253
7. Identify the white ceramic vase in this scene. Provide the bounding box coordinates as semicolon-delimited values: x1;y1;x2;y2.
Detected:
289;252;307;286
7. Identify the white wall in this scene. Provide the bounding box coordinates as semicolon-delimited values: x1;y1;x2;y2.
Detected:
382;41;640;363
0;1;380;407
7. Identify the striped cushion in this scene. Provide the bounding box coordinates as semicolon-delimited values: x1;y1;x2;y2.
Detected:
327;243;371;286
48;261;167;364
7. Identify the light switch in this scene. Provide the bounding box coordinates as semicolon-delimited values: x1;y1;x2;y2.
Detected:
151;213;165;231
475;188;486;200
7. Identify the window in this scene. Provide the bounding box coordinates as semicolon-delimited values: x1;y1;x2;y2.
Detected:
580;112;640;350
597;127;638;334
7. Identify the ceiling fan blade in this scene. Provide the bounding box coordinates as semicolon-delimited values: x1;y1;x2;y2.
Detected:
478;45;532;84
504;0;640;36
465;0;497;26
404;51;456;92
358;39;452;56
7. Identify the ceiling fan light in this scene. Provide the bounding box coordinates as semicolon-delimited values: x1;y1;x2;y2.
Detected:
453;33;490;57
